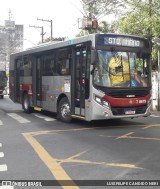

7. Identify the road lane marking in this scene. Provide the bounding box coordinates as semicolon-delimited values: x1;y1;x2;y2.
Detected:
0;145;7;172
119;136;160;141
7;113;30;124
100;132;160;141
23;128;143;187
0;152;4;157
0;120;3;126
115;132;160;141
142;124;160;129
56;151;142;169
28;127;96;137
115;132;134;139
0;164;7;171
33;113;56;121
23;132;79;189
28;125;151;137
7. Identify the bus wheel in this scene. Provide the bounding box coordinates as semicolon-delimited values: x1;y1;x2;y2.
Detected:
58;97;72;122
22;93;32;113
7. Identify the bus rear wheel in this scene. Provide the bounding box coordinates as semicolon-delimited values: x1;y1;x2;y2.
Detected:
22;93;33;113
58;97;72;123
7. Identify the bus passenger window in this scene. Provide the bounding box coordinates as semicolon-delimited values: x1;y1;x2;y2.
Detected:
43;55;55;76
50;60;56;75
57;48;71;75
60;59;70;75
23;58;32;76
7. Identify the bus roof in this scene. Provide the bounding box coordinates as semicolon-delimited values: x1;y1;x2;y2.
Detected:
10;34;97;58
10;33;149;58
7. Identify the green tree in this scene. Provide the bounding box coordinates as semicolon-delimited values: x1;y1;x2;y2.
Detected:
81;0;124;19
115;0;160;38
114;0;160;68
76;0;124;36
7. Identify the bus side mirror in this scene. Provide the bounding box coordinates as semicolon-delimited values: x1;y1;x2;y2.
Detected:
91;49;97;65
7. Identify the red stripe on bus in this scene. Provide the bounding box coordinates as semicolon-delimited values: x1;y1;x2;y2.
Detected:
103;94;151;107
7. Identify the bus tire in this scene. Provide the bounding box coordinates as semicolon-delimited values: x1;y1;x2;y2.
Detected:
0;95;4;99
22;93;33;113
58;97;72;123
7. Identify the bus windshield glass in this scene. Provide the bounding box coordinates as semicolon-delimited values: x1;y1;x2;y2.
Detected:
93;50;150;88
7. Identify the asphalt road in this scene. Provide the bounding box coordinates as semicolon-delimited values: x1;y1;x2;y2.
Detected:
0;96;160;189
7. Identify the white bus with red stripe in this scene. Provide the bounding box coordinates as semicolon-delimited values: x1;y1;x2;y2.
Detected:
9;33;152;122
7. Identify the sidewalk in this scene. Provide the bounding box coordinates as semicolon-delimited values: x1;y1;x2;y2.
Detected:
151;110;160;116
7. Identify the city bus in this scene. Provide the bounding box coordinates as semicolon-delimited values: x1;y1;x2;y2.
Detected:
0;71;7;99
9;33;152;122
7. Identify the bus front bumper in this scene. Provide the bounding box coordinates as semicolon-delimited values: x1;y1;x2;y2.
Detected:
91;102;151;120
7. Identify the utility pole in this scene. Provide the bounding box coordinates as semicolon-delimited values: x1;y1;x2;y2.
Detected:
37;18;53;41
29;25;45;43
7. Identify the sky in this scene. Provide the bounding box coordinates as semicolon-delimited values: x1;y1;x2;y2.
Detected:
0;0;84;49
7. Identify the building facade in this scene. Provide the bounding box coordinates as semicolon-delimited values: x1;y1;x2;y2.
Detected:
0;20;23;71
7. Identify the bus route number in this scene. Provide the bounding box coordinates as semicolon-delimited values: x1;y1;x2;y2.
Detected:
136;99;146;104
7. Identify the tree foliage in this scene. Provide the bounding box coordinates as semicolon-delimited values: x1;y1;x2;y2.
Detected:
114;0;160;66
76;0;123;36
77;0;160;67
81;0;125;19
115;0;160;39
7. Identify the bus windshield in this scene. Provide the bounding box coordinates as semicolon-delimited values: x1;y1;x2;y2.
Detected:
93;50;150;88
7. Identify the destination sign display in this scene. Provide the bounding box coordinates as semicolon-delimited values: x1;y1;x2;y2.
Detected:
97;35;148;48
105;37;141;47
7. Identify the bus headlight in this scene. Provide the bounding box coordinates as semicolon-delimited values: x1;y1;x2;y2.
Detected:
94;95;110;109
95;96;101;103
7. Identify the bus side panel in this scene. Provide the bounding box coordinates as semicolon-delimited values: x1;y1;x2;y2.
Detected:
20;77;32;103
41;76;71;112
41;76;56;112
9;56;16;102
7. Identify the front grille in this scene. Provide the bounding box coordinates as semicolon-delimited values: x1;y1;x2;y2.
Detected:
108;90;149;98
111;105;147;116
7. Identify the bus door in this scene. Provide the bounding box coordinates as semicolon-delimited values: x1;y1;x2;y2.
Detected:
33;56;43;107
71;46;89;117
15;59;21;102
